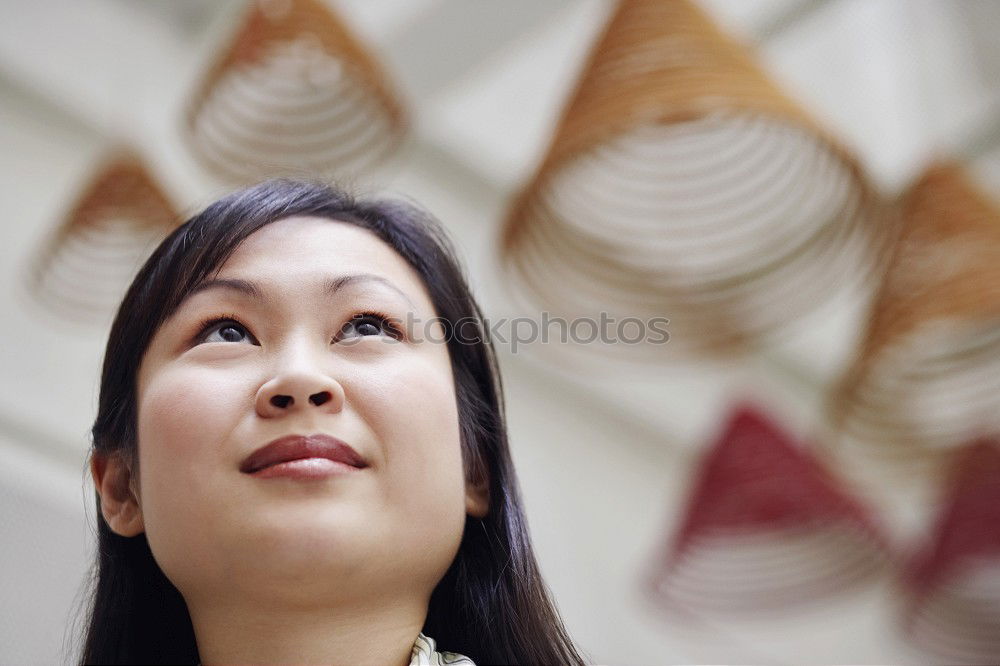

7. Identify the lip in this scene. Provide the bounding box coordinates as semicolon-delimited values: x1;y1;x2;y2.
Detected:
241;434;368;476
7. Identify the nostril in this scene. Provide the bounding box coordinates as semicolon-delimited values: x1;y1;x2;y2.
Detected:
309;391;332;406
270;395;293;409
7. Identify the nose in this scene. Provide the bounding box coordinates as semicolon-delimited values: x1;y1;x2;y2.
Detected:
255;351;345;418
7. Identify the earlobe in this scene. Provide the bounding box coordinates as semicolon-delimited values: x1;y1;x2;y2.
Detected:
464;468;490;519
90;452;145;537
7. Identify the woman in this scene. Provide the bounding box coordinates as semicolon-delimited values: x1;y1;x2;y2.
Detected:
80;179;588;665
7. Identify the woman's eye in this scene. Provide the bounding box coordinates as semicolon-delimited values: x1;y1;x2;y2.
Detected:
200;320;255;344
339;312;400;340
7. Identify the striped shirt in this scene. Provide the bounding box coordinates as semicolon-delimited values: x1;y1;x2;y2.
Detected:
409;632;476;665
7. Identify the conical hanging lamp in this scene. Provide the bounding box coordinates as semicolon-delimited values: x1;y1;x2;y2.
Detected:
184;0;405;183
902;440;1000;664
27;148;179;324
832;163;1000;471
500;0;888;356
647;406;887;615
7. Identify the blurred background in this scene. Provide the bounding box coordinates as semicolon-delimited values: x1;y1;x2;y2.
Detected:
2;0;1000;663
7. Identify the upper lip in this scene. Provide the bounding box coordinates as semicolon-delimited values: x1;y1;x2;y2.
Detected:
240;434;368;473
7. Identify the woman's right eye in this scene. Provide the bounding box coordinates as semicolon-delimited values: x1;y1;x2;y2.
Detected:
197;318;256;345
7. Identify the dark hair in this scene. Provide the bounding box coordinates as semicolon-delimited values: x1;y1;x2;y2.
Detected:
78;179;588;665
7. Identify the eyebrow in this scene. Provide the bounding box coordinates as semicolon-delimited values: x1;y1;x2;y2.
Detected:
186;273;418;309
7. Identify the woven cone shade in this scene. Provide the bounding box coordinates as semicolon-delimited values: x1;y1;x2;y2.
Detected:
648;406;887;615
903;440;1000;664
500;0;887;357
832;163;1000;470
184;0;405;183
27;150;178;324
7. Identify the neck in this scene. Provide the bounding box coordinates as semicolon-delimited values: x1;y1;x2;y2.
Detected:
188;593;427;666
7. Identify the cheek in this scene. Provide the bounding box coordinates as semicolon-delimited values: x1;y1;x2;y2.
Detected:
139;366;240;455
365;352;466;511
135;365;249;513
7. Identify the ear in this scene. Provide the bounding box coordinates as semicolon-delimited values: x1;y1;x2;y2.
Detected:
464;465;490;519
90;452;145;537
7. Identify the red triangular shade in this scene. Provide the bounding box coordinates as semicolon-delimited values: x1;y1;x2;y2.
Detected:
649;405;887;615
903;440;1000;663
677;407;877;538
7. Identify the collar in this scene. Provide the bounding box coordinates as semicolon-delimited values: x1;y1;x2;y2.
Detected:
409;632;476;665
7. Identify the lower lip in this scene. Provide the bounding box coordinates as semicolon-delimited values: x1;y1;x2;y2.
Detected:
249;458;364;479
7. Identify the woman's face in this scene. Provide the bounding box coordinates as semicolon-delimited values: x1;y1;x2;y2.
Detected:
132;216;487;609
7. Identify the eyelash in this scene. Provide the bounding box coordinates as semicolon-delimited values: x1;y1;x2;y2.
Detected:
192;312;246;341
193;310;402;344
349;309;403;339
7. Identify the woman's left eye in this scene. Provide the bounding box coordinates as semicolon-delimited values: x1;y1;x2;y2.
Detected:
338;311;401;340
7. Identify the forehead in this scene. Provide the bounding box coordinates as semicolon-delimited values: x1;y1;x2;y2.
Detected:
212;215;427;297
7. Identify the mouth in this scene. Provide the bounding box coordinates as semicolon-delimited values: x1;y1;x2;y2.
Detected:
240;434;368;474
